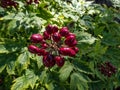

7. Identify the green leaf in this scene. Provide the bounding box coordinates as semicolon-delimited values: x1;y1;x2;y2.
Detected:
77;31;96;44
59;61;73;81
0;41;24;53
11;69;38;90
104;47;120;67
36;56;43;69
7;20;18;33
88;40;108;58
89;80;106;90
37;7;53;20
16;51;30;72
73;59;93;75
2;13;16;20
102;32;120;46
6;56;16;75
94;26;105;35
0;53;17;74
70;73;88;90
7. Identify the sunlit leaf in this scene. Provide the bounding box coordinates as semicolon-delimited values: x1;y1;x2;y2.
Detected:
59;61;73;81
11;69;38;90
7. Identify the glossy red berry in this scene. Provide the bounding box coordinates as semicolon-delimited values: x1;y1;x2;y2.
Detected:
68;49;76;57
28;45;39;54
54;56;64;67
43;31;50;40
41;43;48;49
65;35;77;47
37;49;48;56
59;47;71;56
52;32;61;42
71;47;79;53
30;34;43;43
52;26;58;33
59;27;69;37
46;24;53;34
43;54;55;67
66;33;76;38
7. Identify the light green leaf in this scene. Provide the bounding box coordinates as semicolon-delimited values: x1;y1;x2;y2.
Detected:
70;73;88;90
36;56;43;69
16;51;30;72
6;57;16;75
88;40;108;58
77;31;96;44
59;61;73;81
11;69;38;90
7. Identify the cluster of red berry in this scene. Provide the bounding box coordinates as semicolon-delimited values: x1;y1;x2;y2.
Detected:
98;62;117;77
26;0;39;4
0;0;18;8
0;0;39;8
28;25;79;67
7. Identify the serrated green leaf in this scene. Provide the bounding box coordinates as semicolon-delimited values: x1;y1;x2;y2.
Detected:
70;73;88;90
77;31;96;44
73;59;93;75
46;83;55;90
2;13;16;20
7;20;18;33
6;56;16;75
89;80;106;90
38;70;47;84
0;41;24;53
102;32;120;46
88;40;108;58
0;53;17;74
59;61;73;81
104;47;120;67
16;51;30;72
37;7;53;20
11;69;38;90
94;26;105;35
36;56;43;69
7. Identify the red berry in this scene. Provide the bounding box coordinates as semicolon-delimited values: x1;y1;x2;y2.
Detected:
46;24;53;34
68;49;76;57
52;32;61;42
43;54;55;67
54;56;64;67
65;35;77;47
71;47;79;53
52;26;58;33
66;33;76;38
28;45;39;54
37;49;48;56
59;47;71;56
41;43;48;49
59;27;69;37
43;31;50;40
30;34;43;43
59;47;76;57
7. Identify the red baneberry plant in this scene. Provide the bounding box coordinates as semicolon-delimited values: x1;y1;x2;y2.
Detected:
28;24;79;67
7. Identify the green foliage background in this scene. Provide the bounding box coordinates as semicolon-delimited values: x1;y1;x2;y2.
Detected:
0;0;120;90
